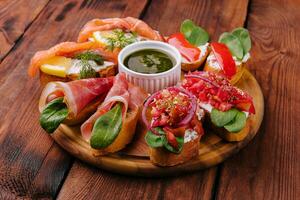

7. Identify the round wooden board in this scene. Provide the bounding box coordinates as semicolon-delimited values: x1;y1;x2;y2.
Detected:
51;69;264;177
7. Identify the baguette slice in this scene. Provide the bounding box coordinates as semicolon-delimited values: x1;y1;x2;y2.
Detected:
205;114;251;142
149;135;200;167
203;54;246;85
91;106;140;156
181;49;209;72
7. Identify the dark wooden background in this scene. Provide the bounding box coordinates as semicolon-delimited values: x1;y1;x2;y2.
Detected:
0;0;299;199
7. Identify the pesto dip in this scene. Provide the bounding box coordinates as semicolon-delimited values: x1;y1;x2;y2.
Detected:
124;49;174;74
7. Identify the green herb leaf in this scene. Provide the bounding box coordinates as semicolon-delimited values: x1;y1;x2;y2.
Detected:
90;103;122;149
224;111;247;133
232;27;251;54
180;19;195;38
78;60;98;79
163;136;184;154
219;32;244;60
180;19;209;46
211;108;239;127
145;130;165;148
39;97;68;134
75;51;104;65
107;30;137;51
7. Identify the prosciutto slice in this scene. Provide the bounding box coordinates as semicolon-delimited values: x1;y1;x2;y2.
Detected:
81;73;130;141
77;17;164;43
39;77;114;117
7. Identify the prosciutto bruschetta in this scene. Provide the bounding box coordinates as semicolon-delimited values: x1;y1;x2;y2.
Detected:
81;73;147;155
28;42;117;85
167;19;210;71
142;86;204;166
39;77;114;133
77;17;164;58
181;71;255;141
204;28;251;85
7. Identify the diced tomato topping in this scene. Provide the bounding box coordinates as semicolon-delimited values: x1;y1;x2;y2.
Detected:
164;128;179;149
182;71;255;113
150;88;191;127
210;42;236;79
167;33;200;62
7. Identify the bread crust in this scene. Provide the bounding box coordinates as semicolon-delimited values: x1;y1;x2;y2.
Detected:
181;49;209;72
205;114;251;142
149;135;200;167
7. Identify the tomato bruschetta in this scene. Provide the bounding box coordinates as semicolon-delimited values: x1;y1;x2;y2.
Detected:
182;71;255;141
142;86;204;166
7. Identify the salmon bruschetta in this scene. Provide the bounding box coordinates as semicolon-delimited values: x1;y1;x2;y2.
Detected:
28;42;117;85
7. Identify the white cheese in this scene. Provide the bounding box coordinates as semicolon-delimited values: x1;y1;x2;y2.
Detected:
184;129;198;143
66;59;115;75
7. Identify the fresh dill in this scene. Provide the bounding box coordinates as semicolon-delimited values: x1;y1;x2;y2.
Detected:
106;30;137;51
75;51;101;79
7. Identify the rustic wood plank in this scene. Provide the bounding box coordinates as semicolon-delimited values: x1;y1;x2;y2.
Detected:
215;0;300;199
57;0;250;199
0;0;148;198
0;0;50;60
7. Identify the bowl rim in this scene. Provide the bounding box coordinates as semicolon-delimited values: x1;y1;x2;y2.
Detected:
118;41;181;77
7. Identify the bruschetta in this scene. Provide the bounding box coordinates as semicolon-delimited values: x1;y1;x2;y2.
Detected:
182;71;255;142
142;86;204;166
81;73;147;155
28;42;117;85
167;19;210;71
38;77;114;133
204;28;251;85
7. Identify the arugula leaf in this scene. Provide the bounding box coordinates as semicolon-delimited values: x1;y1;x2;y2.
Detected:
224;111;247;133
90;103;122;149
39;97;68;134
163;136;184;154
180;19;209;46
145;130;165;148
219;32;244;60
211;108;238;127
75;51;104;65
232;27;251;54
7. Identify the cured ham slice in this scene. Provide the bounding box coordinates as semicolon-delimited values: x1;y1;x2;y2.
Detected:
81;73;130;141
77;17;164;43
39;77;114;117
28;41;116;77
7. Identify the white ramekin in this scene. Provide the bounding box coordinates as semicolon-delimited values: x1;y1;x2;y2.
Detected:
118;41;181;94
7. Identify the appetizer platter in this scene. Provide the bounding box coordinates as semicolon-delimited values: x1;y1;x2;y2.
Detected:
28;17;264;176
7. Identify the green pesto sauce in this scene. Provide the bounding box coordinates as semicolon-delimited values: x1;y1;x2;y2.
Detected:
124;49;174;74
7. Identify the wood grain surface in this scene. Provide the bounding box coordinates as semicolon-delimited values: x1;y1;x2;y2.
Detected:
0;0;50;60
0;0;147;198
0;0;298;199
215;0;300;199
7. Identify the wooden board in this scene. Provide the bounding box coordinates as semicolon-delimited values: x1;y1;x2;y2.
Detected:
51;69;264;177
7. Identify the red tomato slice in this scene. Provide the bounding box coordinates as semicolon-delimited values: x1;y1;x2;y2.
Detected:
164;128;179;149
167;33;200;62
210;42;236;78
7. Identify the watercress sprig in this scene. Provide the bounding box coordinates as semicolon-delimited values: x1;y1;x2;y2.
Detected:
180;19;209;46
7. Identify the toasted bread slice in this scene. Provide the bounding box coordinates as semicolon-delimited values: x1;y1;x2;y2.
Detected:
91;106;140;156
149;135;200;167
181;49;209;72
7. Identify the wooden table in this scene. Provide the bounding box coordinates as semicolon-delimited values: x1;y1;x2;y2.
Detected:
0;0;298;199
